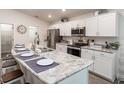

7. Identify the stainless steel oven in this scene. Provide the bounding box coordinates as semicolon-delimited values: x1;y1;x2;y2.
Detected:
67;46;81;57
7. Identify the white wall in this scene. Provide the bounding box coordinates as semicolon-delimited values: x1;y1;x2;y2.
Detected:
0;9;49;58
0;10;49;46
119;15;124;56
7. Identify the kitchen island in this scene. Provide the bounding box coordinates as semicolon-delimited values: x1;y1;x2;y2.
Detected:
12;49;93;84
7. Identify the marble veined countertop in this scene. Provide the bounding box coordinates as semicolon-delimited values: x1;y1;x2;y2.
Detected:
81;46;117;53
56;42;117;53
12;49;93;84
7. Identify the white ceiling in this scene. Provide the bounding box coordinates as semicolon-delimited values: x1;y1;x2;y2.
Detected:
16;9;96;23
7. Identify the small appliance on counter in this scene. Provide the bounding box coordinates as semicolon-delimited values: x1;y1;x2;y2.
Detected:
105;41;110;49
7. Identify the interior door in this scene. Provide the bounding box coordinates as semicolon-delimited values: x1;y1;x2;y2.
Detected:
0;24;13;54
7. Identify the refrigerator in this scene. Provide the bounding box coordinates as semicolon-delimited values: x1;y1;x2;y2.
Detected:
0;24;13;58
47;29;62;49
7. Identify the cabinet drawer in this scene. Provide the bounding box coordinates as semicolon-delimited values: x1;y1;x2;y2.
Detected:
82;49;93;54
94;51;115;59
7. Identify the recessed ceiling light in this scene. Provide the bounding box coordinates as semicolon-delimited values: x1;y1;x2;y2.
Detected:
62;9;66;12
48;14;52;18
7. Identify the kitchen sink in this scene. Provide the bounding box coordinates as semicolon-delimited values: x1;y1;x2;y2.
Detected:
35;47;54;53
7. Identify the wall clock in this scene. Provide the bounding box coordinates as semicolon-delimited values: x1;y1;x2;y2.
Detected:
17;25;27;34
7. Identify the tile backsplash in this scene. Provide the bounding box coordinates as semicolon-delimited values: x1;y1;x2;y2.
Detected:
63;36;119;45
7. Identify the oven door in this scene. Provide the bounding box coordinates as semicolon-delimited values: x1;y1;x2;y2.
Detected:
67;47;81;57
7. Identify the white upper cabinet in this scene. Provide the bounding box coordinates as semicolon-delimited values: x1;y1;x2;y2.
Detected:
71;20;86;28
86;12;119;37
70;21;78;28
86;17;98;36
98;13;118;36
48;24;60;29
60;22;71;36
77;19;86;27
49;12;119;37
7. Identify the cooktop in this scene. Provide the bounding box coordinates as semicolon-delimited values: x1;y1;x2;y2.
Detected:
67;43;88;48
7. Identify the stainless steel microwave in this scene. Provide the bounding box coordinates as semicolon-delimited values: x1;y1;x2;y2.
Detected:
71;27;85;36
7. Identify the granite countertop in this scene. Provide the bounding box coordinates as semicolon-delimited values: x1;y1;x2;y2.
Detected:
12;49;93;84
81;46;117;53
57;42;117;53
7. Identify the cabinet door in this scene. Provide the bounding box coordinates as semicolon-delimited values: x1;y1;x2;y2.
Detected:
61;45;67;53
59;22;71;36
81;49;93;59
94;51;114;80
81;49;94;71
57;23;64;36
56;44;67;53
56;44;62;51
64;22;71;36
98;13;118;36
77;19;86;27
70;21;78;28
86;17;98;36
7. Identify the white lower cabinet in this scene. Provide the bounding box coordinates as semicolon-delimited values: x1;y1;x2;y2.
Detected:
81;48;116;82
81;49;94;71
56;43;67;53
94;51;115;81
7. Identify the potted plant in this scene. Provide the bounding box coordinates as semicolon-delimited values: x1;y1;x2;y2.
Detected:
109;42;120;50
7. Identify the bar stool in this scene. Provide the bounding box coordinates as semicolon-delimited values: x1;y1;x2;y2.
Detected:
2;59;17;74
2;53;18;74
0;59;24;84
